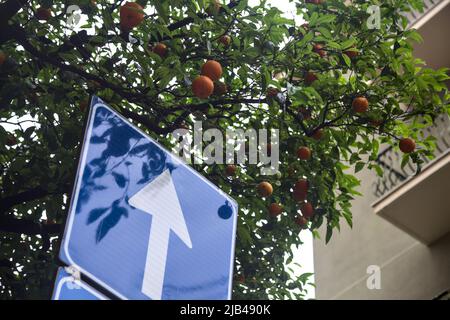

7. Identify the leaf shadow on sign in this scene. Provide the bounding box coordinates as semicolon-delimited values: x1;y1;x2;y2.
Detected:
75;107;172;242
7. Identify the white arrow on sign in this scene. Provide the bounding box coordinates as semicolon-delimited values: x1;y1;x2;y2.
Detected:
128;169;192;300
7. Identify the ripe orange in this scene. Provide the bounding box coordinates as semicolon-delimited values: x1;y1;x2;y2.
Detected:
219;35;232;47
0;51;6;66
293;190;306;202
300;202;314;219
295;216;308;228
268;203;283;217
294;179;309;194
152;43;167;57
192;76;214;99
257;181;273;197
201;60;223;82
120;2;144;31
293;179;308;202
344;49;358;59
36;7;52;20
304;72;318;85
213;81;228;96
352;96;369;113
311;128;324;140
313;44;326;57
297;146;311;160
399;138;416;153
225;164;237;176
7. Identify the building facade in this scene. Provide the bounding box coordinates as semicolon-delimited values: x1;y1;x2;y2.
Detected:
313;0;450;300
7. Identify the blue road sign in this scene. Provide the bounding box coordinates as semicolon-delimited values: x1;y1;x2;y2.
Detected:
52;267;107;300
59;96;238;300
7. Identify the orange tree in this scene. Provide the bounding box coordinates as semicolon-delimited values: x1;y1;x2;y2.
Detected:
0;0;448;299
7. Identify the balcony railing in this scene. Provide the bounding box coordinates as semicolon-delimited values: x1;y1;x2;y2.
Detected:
404;0;446;27
373;114;450;199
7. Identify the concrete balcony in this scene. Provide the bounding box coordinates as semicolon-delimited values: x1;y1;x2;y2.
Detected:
411;0;450;79
404;0;449;28
372;115;450;245
371;0;450;245
372;146;450;244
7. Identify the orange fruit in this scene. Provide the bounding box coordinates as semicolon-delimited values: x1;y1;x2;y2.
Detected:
213;81;228;96
0;51;6;66
36;7;52;20
344;49;358;59
225;164;237;176
120;2;144;31
352;96;369;113
297;146;311;160
192;76;214;99
295;216;308;228
300;202;314;219
201;60;223;81
257;181;273;197
399;138;416;154
313;44;326;57
219;35;231;46
268;203;283;217
311;128;324;140
152;43;167;57
293;179;308;202
304;72;318;85
294;179;308;194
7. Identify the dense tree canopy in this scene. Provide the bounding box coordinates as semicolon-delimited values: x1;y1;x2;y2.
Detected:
0;0;448;299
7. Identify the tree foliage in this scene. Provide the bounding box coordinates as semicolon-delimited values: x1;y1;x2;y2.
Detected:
0;0;448;299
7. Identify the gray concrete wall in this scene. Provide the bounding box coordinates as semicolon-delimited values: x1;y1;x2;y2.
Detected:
313;165;450;299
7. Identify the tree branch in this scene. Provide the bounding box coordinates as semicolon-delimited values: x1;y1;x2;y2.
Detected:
0;186;49;214
0;215;61;236
171;97;267;112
